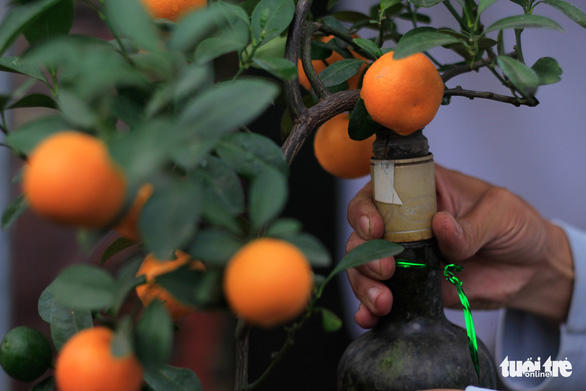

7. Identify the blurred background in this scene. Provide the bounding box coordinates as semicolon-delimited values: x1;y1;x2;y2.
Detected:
1;1;585;390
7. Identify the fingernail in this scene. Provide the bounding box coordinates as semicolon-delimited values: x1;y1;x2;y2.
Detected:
359;215;371;237
367;287;381;305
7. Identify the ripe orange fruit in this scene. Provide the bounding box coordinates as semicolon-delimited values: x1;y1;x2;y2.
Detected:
23;131;126;228
298;35;367;91
136;250;205;320
360;51;444;135
55;327;143;391
115;183;154;242
223;238;313;328
313;113;375;179
140;0;206;21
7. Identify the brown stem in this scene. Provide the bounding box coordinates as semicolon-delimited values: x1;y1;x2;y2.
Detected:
234;319;250;391
283;0;313;121
282;89;360;164
300;23;330;99
312;22;377;61
441;59;485;83
444;86;539;107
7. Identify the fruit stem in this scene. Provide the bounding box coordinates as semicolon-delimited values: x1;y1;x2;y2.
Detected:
444;0;469;33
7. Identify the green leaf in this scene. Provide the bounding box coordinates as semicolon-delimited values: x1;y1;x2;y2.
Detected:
329;240;403;278
249;168;288;230
0;0;63;56
38;283;93;350
194;157;244;215
394;29;463;59
192;159;244;236
49;265;116;311
134;300;173;368
188;228;243;265
253;35;287;60
352;38;383;59
5;115;68;155
318;59;365;87
31;376;55;391
111;258;143;314
100;237;137;266
154;266;216;308
407;0;444;7
251;0;295;45
111;317;135;358
266;218;302;238
7;93;57;110
531;56;562;85
484;14;565;34
497;55;540;95
322;15;349;37
139;180;202;260
215;132;288;179
240;0;262;15
109;120;178;188
319;307;343;332
252;57;297;81
56;88;98;129
22;0;74;45
285;233;332;268
0;56;47;83
332;11;371;23
104;0;159;53
176;79;279;168
478;0;500;15
144;365;203;391
381;0;402;12
542;0;586;29
309;40;333;61
349;98;380;141
169;5;235;52
1;195;28;230
194;36;247;64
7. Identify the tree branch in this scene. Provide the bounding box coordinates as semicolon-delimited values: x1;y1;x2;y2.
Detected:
282;89;360;164
283;0;313;121
444;86;539;107
300;23;330;100
234;320;250;391
441;59;485;83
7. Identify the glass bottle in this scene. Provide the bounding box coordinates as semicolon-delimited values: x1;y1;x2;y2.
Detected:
337;129;497;390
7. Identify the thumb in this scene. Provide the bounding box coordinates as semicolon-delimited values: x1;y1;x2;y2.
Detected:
432;211;487;261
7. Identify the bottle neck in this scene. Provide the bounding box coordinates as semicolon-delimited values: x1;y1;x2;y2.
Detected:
378;240;445;327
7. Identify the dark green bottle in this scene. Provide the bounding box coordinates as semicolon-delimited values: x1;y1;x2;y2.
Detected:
337;130;497;390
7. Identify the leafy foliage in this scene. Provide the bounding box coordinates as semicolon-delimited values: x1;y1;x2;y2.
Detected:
0;0;585;389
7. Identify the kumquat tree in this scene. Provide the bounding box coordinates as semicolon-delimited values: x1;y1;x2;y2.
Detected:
0;0;585;390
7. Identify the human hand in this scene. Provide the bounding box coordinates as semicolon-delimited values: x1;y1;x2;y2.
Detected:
346;165;573;328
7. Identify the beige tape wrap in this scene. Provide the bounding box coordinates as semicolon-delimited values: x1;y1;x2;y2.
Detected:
370;155;436;242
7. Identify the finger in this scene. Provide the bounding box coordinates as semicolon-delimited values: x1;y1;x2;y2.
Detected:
347;181;384;240
434;165;493;216
346;267;393;317
355;303;380;329
346;232;395;280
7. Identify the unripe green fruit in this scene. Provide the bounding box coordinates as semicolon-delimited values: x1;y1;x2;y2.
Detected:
0;326;53;382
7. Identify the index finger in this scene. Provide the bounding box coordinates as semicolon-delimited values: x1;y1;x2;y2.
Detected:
347;181;384;240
